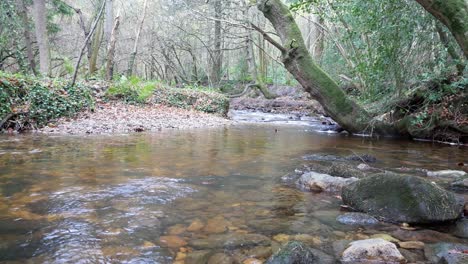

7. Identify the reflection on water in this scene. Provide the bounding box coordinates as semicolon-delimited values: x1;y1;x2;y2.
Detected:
0;125;467;263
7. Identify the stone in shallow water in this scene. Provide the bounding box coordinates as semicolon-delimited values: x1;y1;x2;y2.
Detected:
207;253;236;264
266;241;334;264
185;250;213;264
167;224;186;235
342;173;463;223
451;178;468;190
452;218;468;238
398;241;425;249
203;215;229;234
297;172;358;193
159;235;187;248
187;218;205;232
341;238;405;264
424;242;468;264
189;233;271;249
370;234;400;243
336;212;379;226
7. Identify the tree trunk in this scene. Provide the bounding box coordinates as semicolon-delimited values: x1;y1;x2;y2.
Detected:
104;0;114;43
414;0;468;59
106;14;120;81
127;0;148;77
16;0;37;75
89;20;103;75
71;0;106;86
210;0;223;85
257;0;374;134
32;0;49;76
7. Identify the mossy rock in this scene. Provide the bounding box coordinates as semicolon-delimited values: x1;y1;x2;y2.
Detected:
266;241;334;264
342;173;463;224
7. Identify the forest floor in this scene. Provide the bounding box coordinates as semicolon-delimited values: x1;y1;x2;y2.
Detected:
38;95;323;135
39;102;232;135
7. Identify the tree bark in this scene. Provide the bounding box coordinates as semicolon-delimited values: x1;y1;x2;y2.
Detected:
104;0;114;43
71;0;106;86
32;0;49;76
106;14;120;81
16;0;37;75
210;0;223;85
127;0;148;77
414;0;468;59
257;0;374;134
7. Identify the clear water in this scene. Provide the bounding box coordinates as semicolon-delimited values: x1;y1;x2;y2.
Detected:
0;124;466;263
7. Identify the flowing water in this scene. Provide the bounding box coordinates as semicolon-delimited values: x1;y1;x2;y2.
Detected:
0;122;467;263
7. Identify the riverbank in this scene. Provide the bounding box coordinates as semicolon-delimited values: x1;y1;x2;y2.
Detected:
39;102;232;135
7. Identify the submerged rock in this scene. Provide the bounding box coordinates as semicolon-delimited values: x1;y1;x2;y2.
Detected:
185;250;213;264
266;241;334;264
342;173;463;223
189;233;271;249
341;238;405;264
345;154;377;163
207;253;236;264
452;218;468;238
297;172;358;193
326;163;366;179
424;242;468;264
302;153;377;163
336;212;379;226
451;178;468;190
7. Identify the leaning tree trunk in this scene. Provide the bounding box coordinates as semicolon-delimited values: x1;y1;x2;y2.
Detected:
257;0;377;134
415;0;468;59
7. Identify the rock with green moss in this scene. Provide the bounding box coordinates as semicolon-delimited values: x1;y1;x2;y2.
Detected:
342;173;463;223
266;241;334;264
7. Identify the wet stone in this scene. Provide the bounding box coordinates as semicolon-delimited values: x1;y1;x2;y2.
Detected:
185;250;213;264
452;218;468;238
424;242;468;264
336;212;379;226
189;233;271;250
187;218;205;232
159;235;187;248
341;238;405;264
207;253;236;264
203;215;229;234
398;241;425;250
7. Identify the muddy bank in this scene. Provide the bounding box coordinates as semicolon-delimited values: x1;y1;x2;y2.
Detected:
39;102;231;135
230;96;324;116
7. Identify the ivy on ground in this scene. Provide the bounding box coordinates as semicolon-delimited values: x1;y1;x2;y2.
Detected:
0;72;94;130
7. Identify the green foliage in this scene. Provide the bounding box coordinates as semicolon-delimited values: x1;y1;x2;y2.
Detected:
106;76;229;115
290;0;464;103
106;76;159;103
152;87;229;115
0;72;94;127
0;1;23;66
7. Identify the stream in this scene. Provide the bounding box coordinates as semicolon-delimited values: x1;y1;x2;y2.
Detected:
0;112;467;263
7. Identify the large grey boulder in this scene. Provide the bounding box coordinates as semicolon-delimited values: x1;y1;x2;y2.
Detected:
297;172;358;193
342;174;463;223
341;238;405;264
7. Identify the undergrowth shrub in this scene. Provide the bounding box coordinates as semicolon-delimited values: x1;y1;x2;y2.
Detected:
0;72;94;129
